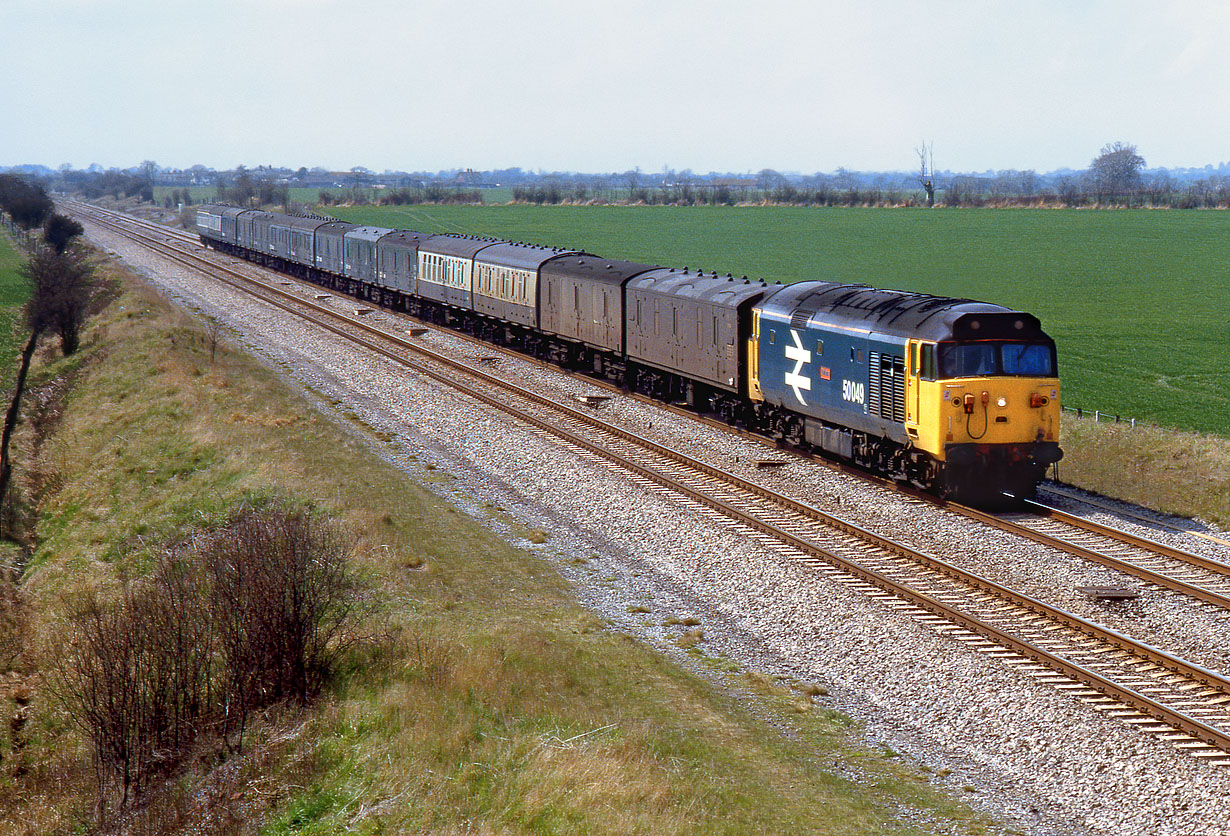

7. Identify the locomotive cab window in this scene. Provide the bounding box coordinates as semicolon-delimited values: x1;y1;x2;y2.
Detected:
920;344;937;380
939;342;1056;378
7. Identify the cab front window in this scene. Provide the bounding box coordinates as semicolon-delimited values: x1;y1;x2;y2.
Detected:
939;341;1056;378
1001;342;1054;375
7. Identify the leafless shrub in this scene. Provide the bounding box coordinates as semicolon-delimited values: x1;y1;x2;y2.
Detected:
198;315;226;364
50;556;216;811
205;506;359;743
49;504;362;815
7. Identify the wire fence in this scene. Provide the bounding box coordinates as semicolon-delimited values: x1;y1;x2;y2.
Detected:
1062;405;1142;428
0;213;35;252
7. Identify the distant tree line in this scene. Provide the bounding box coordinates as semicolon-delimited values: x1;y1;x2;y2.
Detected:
318;185;481;206
214;166;289;210
13;143;1230;211
56;169;154;202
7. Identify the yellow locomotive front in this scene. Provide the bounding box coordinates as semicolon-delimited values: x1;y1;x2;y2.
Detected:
904;327;1062;505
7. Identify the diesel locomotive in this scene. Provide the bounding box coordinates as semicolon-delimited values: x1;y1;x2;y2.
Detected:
196;203;1062;505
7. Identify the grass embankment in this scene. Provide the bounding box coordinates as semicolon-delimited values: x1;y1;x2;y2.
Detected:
1058;414;1230;528
0;242;993;833
0;232;28;394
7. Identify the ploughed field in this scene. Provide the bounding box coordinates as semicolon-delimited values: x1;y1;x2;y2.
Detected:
319;203;1230;437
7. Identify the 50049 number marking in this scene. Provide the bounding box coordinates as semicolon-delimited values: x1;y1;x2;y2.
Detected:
842;379;865;405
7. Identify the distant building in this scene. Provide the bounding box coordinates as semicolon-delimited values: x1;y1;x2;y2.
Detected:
452;168;495;188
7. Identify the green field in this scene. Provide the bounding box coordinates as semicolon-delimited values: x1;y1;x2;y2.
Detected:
315;204;1230;436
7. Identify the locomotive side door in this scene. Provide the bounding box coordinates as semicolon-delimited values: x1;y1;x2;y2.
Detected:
905;339;922;434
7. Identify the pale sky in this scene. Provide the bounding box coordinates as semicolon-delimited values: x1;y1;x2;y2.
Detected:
3;0;1228;175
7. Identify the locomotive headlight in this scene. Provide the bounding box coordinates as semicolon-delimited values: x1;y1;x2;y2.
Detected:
996;396;1008;408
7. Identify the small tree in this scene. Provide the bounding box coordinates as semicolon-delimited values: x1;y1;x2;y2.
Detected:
0;248;97;529
25;246;95;355
0;174;53;230
916;141;936;207
43;213;84;254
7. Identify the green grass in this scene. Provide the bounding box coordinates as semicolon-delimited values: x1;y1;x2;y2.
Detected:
0;230;31;395
319;204;1230;436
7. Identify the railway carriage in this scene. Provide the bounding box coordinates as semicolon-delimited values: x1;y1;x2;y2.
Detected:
625;269;768;410
237;210;277;257
538;255;655;374
376;229;430;296
195;205;247;246
314;220;356;275
275;215;327;270
416;235;500;320
343;225;394;286
472;242;579;332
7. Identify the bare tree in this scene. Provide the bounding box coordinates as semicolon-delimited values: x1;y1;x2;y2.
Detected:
1089;141;1145;202
624;167;642;198
916;141;935;207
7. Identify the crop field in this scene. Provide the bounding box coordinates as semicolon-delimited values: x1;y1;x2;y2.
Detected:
318;204;1230;436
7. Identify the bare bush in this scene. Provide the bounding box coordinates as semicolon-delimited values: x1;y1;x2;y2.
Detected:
50;504;362;814
51;557;216;810
205;507;359;743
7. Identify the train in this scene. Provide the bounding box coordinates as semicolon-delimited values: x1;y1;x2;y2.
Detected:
195;204;1062;506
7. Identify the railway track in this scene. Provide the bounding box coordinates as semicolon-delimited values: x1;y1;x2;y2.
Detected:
68;201;1230;763
951;499;1230;611
1039;482;1230;549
